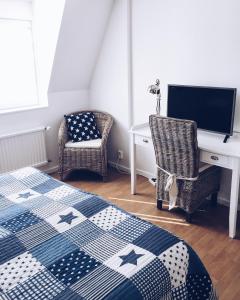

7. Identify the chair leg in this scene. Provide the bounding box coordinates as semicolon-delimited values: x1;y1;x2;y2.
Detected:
186;213;192;223
211;192;218;207
102;175;107;182
157;200;163;210
59;171;64;181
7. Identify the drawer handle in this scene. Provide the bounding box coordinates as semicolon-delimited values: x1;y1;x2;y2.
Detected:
143;139;149;143
210;155;219;161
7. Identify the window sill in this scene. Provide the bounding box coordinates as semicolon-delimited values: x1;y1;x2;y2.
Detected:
0;104;48;115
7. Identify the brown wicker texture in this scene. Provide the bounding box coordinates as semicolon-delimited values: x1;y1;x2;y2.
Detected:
149;115;221;219
58;110;113;181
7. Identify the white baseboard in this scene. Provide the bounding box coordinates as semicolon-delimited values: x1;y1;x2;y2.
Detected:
108;161;155;179
108;161;130;173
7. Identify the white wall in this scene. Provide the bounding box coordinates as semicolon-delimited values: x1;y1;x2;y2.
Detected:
90;0;129;166
89;0;240;205
0;91;88;171
49;0;113;92
132;0;240;130
131;0;240;204
33;0;66;104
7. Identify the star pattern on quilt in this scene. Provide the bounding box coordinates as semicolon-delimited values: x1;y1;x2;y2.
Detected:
17;192;33;199
119;250;144;266
58;212;78;225
7;189;41;203
46;207;87;233
0;167;216;300
104;244;156;278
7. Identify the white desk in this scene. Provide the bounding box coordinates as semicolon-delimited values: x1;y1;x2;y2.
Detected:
130;123;240;238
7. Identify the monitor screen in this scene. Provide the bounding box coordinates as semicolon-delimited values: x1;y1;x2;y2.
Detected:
167;85;236;135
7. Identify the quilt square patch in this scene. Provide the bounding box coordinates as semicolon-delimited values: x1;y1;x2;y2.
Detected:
131;258;171;299
73;196;109;218
46;207;86;233
32;201;68;219
104;244;155;278
0;235;26;264
53;288;84;300
89;206;128;231
45;185;76;201
19;171;49;188
82;232;127;263
20;195;53;211
134;225;179;255
159;241;189;289
48;249;101;287
32;178;62;194
110;217;152;243
186;274;213;300
171;285;188;300
0;197;13;211
10;167;38;180
31;234;78;267
1;211;42;234
0;180;27;197
0;226;11;238
16;221;59;250
58;191;92;207
0;252;44;292
103;278;142;300
62;220;104;248
0;204;28;224
71;265;125;299
7;189;41;204
5;270;65;300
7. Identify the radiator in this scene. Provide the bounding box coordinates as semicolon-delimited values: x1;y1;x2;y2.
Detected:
0;127;49;173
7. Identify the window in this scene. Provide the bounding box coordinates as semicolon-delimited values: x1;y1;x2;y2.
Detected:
0;1;39;112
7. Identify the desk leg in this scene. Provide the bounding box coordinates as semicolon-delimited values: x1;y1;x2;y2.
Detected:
229;158;240;238
130;134;136;194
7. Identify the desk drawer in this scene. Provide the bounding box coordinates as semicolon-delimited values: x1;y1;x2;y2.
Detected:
135;135;152;148
200;151;229;167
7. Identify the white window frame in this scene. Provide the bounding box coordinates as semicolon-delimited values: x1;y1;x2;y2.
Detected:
0;0;47;115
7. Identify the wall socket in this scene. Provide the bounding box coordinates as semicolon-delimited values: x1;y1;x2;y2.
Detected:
117;150;124;160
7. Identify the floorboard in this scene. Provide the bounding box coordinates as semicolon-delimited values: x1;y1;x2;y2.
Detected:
53;168;240;300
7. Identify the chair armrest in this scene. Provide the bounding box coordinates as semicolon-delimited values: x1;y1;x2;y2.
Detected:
101;117;114;148
58;120;68;149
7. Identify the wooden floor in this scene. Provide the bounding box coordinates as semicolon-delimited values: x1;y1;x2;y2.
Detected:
54;168;240;300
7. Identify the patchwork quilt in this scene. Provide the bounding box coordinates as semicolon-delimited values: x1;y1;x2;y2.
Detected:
0;167;217;300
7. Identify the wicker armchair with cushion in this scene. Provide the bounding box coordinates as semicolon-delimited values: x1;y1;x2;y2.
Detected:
149;115;221;222
58;110;113;181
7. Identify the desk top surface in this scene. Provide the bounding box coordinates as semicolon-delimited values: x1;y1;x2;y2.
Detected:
130;123;240;158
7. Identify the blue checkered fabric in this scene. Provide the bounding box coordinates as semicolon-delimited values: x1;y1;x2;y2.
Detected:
0;167;217;300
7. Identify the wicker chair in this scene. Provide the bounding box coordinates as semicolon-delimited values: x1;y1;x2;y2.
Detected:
58;110;113;181
149;115;221;222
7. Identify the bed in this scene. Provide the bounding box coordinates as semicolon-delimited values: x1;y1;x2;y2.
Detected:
0;167;217;300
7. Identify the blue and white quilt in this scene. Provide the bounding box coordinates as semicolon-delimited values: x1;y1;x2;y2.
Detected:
0;167;217;300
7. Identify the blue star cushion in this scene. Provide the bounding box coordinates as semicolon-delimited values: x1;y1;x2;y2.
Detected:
64;112;101;142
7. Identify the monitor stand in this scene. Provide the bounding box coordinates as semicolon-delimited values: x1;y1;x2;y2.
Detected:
223;135;230;143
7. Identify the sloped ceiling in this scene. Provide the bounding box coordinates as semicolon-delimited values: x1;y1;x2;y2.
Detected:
49;0;114;92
